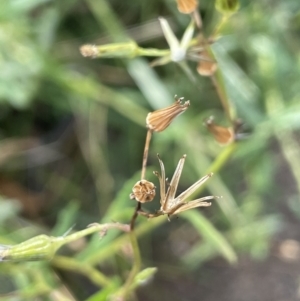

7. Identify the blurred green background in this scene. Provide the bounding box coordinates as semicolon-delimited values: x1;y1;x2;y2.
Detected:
1;0;300;300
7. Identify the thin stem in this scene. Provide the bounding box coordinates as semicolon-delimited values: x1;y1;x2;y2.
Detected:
210;75;234;125
116;231;142;299
130;129;153;230
205;142;237;174
86;217;165;265
136;47;170;57
57;223;129;249
52;255;111;287
130;202;141;230
194;11;234;125
211;15;230;39
141;129;153;180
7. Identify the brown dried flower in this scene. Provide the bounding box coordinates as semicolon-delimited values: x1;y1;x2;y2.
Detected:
176;0;198;14
204;116;234;145
146;96;190;132
130;180;156;203
138;154;219;219
196;50;218;77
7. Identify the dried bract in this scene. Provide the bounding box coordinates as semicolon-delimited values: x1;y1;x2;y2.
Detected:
146;96;190;132
205;116;234;145
138;155;219;219
130;180;156;203
196;50;218;76
177;0;198;14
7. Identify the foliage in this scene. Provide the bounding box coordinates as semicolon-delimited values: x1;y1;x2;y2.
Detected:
0;0;300;300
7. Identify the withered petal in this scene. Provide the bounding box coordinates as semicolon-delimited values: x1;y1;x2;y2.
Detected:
146;97;190;132
205;116;234;145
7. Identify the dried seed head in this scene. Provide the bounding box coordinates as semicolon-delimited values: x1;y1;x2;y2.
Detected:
196;50;218;77
80;44;99;58
146;96;190;132
205;116;234;145
176;0;198;14
130;180;156;203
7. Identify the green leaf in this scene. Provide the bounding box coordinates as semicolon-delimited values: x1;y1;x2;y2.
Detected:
182;210;237;263
84;279;120;301
51;201;80;237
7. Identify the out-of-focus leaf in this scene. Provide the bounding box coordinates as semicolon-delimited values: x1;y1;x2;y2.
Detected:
51;201;80;237
0;197;21;224
212;42;264;125
182;240;219;269
10;0;51;13
127;59;173;109
182;210;237;263
80;278;120;301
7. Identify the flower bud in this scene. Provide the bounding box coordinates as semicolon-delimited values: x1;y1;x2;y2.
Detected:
130;180;156;203
215;0;240;14
0;235;58;262
146;96;190;132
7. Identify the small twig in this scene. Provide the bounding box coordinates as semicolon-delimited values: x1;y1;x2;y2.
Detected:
141;129;153;180
130;202;141;230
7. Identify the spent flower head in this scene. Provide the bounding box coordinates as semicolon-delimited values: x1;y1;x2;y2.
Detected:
130;180;156;203
138;154;220;219
146;95;190;132
204;116;234;145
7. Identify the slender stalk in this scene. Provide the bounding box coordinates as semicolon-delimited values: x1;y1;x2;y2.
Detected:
130;129;153;230
130;203;141;230
52;255;111;287
136;47;170;57
195;11;234;125
141;129;153;180
115;231;142;299
60;223;129;247
210;74;234;125
205;142;237;174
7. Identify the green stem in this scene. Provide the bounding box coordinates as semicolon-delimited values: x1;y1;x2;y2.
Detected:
136;47;170;57
211;73;234;125
86;217;164;265
115;231;142;299
0;223;129;262
52;255;111;287
60;223;129;248
205;142;237;174
211;15;231;39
